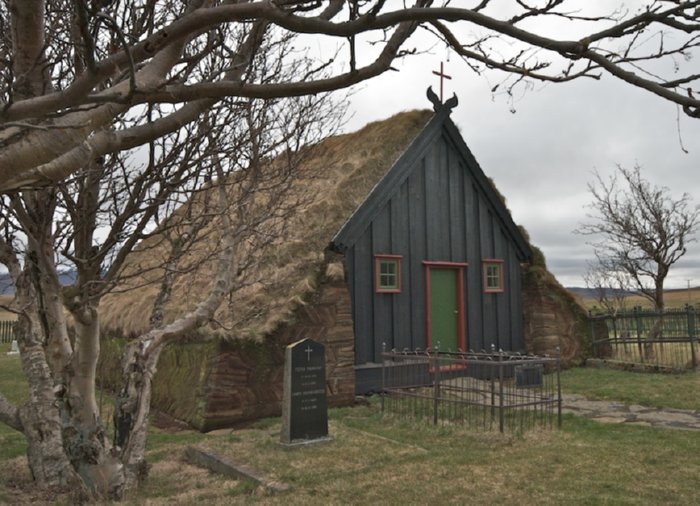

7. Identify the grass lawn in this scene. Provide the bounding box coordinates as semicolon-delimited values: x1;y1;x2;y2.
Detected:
560;367;700;411
1;352;699;504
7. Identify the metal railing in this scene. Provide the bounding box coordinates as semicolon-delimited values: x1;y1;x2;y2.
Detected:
380;345;561;433
589;306;698;371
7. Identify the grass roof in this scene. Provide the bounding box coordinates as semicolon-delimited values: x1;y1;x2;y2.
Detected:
100;109;433;340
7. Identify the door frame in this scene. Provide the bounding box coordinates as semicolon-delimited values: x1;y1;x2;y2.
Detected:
423;261;468;352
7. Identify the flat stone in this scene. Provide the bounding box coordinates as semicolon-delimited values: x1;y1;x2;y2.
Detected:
566;399;624;412
636;411;700;425
590;416;628;424
185;446;290;493
561;395;700;431
627;404;653;413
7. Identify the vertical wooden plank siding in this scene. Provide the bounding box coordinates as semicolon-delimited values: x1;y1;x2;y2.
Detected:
352;231;373;364
408;159;428;350
424;144;442;260
494;227;508;349
391;180;413;350
448;150;466;262
436;137;451;260
510;242;525;349
466;181;483;350
372;207;393;360
507;243;520;349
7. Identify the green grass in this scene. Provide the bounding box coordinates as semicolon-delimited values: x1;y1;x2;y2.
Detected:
0;352;28;461
2;355;700;504
560;367;700;410
186;404;700;505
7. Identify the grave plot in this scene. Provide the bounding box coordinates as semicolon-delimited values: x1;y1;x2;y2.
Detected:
379;347;562;433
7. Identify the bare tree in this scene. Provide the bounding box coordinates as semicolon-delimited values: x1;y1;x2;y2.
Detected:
583;256;633;314
1;0;700;499
1;1;700;193
0;22;344;499
578;165;700;311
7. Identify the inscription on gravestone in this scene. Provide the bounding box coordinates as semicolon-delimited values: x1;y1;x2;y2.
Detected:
280;338;329;445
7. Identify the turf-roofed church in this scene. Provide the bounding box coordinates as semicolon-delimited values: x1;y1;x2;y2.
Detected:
330;92;531;392
101;91;578;431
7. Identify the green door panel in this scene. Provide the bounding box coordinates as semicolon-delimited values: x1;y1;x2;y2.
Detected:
429;268;458;351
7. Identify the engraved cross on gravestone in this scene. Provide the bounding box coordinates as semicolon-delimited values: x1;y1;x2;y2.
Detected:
280;338;330;446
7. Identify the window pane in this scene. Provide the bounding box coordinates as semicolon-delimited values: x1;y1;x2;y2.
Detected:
377;258;401;291
485;263;501;289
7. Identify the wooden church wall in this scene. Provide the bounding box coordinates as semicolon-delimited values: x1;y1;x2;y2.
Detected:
346;133;524;367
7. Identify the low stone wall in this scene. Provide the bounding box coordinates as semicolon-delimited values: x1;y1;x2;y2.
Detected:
198;276;356;431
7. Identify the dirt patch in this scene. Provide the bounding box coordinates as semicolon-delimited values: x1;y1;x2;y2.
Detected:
0;457;82;505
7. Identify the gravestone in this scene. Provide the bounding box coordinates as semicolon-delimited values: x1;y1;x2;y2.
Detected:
280;338;329;446
7;339;19;355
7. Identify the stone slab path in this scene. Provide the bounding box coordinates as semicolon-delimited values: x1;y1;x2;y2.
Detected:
562;394;700;430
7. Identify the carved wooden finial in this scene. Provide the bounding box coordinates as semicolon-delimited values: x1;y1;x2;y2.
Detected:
426;86;458;113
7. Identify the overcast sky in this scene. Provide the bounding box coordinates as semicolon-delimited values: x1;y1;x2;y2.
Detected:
332;4;700;289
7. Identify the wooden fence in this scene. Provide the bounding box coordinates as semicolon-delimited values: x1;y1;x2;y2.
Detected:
589;306;698;371
0;320;16;344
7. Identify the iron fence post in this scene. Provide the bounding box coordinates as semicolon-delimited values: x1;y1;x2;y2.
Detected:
556;347;562;429
433;342;440;426
498;348;504;433
490;344;496;423
381;342;386;413
688;306;698;370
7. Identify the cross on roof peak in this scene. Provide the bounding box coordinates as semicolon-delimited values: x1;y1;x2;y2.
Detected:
432;61;452;102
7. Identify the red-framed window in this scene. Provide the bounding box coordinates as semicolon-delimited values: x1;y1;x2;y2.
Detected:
375;254;402;293
482;259;505;293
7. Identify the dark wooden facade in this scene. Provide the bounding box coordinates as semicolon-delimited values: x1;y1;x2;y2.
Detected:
330;102;532;393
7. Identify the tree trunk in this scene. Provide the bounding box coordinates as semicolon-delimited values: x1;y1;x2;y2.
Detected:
13;296;82;491
114;340;165;493
644;274;666;360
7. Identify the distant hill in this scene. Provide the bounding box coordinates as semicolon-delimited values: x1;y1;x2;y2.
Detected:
568;285;700;310
566;286;638;299
0;270;77;296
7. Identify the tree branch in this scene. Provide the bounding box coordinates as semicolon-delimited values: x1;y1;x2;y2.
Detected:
0;392;23;433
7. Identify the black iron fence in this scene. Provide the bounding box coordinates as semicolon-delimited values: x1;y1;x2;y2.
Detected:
0;320;16;344
589;306;698;371
380;346;561;433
